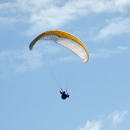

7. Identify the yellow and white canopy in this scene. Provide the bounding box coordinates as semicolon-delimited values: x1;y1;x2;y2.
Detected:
29;30;89;63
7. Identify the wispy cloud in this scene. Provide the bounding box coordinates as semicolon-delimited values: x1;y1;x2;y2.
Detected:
90;46;129;59
96;17;130;39
0;44;128;76
0;17;18;26
0;0;130;35
77;110;128;130
79;120;101;130
0;48;43;75
0;42;77;76
107;111;128;126
0;44;48;75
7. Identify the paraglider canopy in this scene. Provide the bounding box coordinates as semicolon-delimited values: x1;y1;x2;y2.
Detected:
29;30;89;63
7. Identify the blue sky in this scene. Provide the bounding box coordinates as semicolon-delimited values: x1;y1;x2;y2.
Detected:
0;0;130;130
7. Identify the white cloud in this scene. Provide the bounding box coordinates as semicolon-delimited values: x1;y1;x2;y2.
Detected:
0;0;130;35
0;17;18;25
90;46;129;59
0;42;77;76
0;48;44;74
0;44;128;76
78;110;128;130
96;17;130;39
79;121;101;130
108;111;128;126
0;44;44;75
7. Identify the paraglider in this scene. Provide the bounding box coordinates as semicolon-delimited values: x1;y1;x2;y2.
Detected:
29;30;89;100
60;90;70;100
